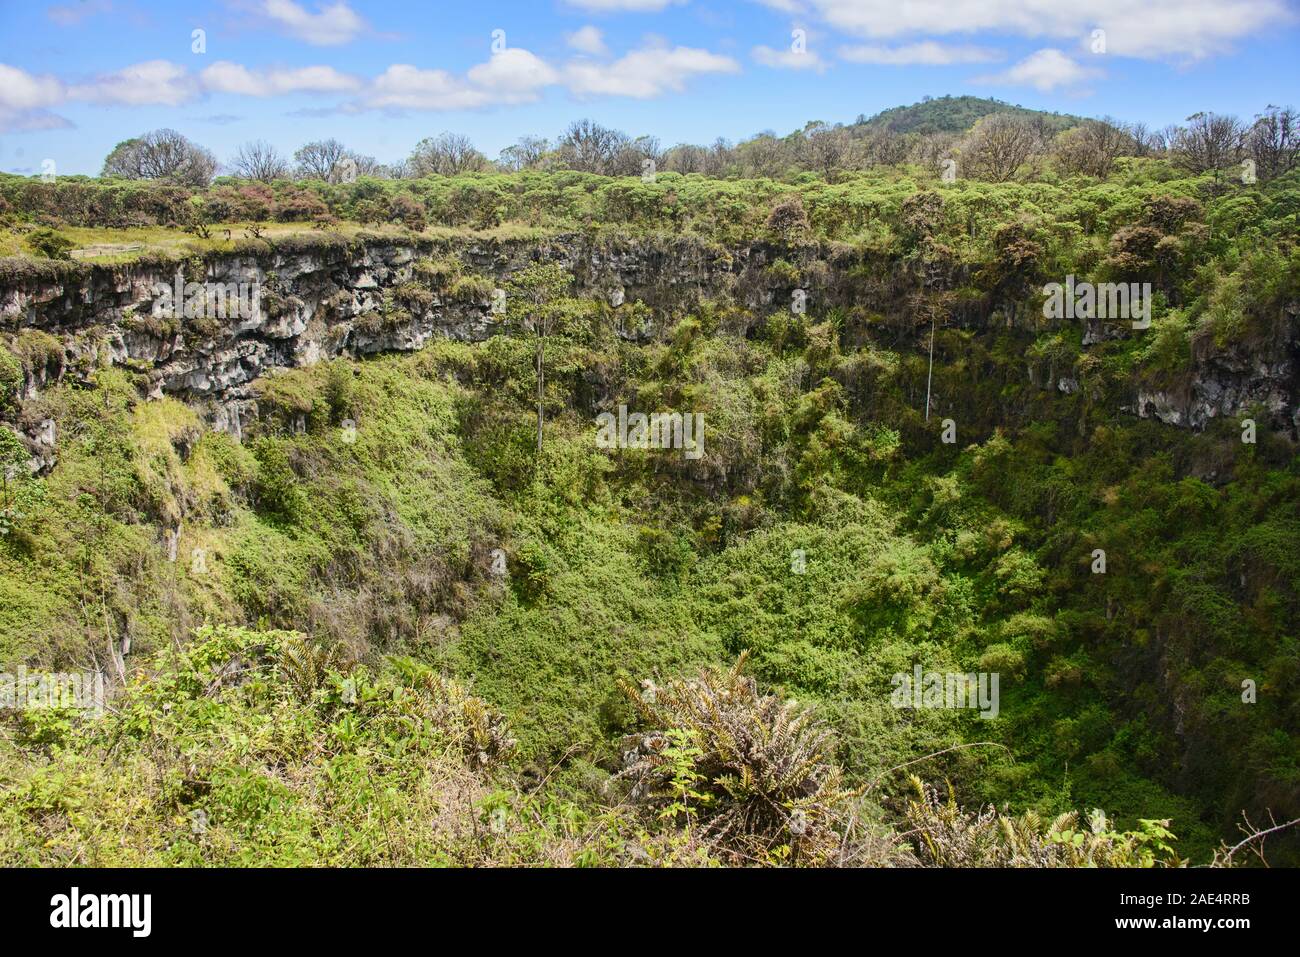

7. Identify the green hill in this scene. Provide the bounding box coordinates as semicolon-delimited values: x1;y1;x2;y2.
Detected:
856;94;1084;136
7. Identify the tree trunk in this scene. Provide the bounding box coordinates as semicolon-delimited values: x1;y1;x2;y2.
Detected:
535;335;544;453
925;316;935;422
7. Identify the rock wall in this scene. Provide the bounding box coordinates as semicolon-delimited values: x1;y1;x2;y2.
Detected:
1;233;1295;458
0;233;870;435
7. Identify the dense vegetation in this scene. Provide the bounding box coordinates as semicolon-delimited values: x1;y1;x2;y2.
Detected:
856;94;1083;137
1;97;1294;242
0;100;1297;867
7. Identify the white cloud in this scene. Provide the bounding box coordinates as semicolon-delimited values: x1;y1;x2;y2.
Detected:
0;56;360;129
838;42;1003;65
973;48;1101;91
361;41;737;111
763;0;1293;61
0;63;73;132
752;44;827;70
567;26;609;56
467;49;561;100
200;61;361;96
0;64;66;111
362;49;560;111
365;65;495;111
0;35;740;127
262;0;365;46
565;44;740;98
68;60;199;106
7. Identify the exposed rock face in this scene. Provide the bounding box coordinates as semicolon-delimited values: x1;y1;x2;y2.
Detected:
0;234;849;434
2;239;503;437
1137;344;1300;434
1;235;1296;456
1;417;55;475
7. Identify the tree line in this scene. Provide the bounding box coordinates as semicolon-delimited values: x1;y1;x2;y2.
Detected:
97;105;1299;189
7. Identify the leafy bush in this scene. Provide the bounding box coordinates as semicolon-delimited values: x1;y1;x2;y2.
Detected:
616;655;855;865
0;625;541;866
23;227;74;260
388;193;427;231
903;778;1180;867
0;347;21;412
766;193;810;243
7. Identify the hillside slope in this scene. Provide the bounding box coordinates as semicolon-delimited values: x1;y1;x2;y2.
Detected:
1;160;1297;867
857;95;1084;135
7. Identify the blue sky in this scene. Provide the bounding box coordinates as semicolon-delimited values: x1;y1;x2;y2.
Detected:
1;0;1297;175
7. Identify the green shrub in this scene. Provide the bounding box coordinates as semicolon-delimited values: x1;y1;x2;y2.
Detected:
616;655;855;865
448;273;495;301
24;227;74;260
903;778;1180;867
0;347;21;412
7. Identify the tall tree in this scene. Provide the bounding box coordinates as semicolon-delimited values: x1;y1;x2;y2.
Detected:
803;122;851;180
293;139;350;180
1054;118;1133;178
1125;121;1164;156
1246;105;1299;182
734;132;786;178
498;136;551;172
610;135;662;176
101;129;217;187
662;143;709;174
1170;112;1246;176
231;140;289;182
960;114;1041;182
506;263;575;454
408;132;489;177
557;119;629;175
